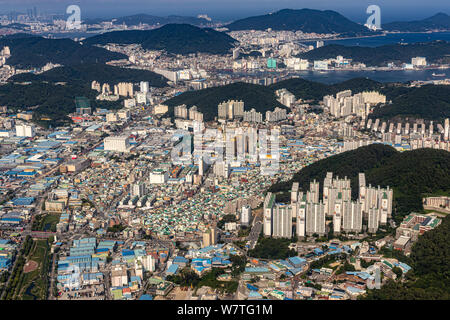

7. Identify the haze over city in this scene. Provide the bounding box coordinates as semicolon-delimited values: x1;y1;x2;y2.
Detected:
0;0;448;308
0;0;448;21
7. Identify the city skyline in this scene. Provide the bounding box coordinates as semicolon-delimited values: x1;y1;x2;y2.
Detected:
0;0;448;22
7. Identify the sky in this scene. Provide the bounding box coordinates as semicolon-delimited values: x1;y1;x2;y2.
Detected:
0;0;448;23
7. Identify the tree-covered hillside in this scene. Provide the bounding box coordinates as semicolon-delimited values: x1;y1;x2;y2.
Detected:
299;41;450;66
84;24;237;55
383;12;450;32
0;35;126;69
0;82;121;127
225;9;373;35
370;85;450;121
268;77;383;102
10;64;168;87
163;82;286;121
362;215;450;300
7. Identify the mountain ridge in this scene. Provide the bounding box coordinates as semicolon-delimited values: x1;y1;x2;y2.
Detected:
85;14;214;27
225;8;375;35
383;12;450;32
84;23;237;55
0;35;126;69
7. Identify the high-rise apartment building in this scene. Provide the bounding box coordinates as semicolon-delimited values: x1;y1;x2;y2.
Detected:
272;204;293;238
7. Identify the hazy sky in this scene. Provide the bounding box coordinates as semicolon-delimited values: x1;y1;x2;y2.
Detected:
0;0;448;22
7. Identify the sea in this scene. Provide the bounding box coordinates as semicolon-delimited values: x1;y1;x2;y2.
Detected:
285;68;449;84
294;31;450;83
230;68;448;84
299;31;450;47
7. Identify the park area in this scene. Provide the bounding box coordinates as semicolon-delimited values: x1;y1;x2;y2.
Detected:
3;237;52;300
32;213;60;232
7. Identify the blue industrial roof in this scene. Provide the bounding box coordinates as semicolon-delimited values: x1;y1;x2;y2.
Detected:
173;256;189;264
248;291;262;299
166;264;179;275
247;284;259;291
288;256;306;266
12;197;35;206
313;248;324;255
122;249;135;256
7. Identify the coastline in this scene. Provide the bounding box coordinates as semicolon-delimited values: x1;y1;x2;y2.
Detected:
298;30;450;44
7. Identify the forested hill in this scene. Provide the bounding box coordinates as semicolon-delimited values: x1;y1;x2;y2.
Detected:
163;78;449;122
85;14;213;27
0;82;121;128
84;24;237;55
383;12;450;32
268;77;383;102
370;84;450;121
268;144;450;221
10;64;169;87
0;35;126;69
163;82;286;121
362;214;450;300
225;9;373;36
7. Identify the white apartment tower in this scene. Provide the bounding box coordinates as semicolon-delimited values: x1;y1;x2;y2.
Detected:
445;118;449;141
272;204;293;238
305;201;326;236
15;124;35;138
342;201;363;233
263;192;276;236
241;205;252;226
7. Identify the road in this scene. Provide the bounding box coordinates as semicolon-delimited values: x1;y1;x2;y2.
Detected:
47;251;57;300
247;213;263;250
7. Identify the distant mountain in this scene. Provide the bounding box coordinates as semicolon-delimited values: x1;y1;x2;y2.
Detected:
383;13;450;32
163;82;286;121
299;41;450;66
84;24;237;55
0;35;126;69
225;9;373;35
85;14;214;27
9;63;168;87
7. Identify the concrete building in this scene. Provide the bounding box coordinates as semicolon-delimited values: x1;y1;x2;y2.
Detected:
15;124;35;137
263;193;276;236
111;265;128;287
218;100;244;120
241;205;252;226
150;169;168;184
104;136;131;153
131;183;146;197
265;107;287;122
305;201;326;236
243;108;263;123
272;204;293;238
411;57;427;67
202;227;217;247
342;201;363;233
